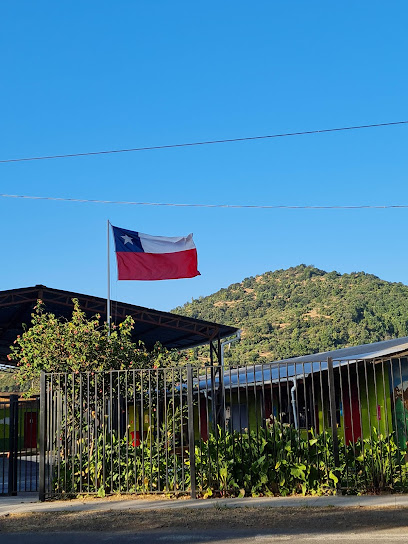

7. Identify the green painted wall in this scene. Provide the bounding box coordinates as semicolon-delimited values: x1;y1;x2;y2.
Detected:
128;404;155;445
0;401;39;453
391;358;408;449
317;363;393;442
359;364;393;439
126;361;396;448
0;406;11;452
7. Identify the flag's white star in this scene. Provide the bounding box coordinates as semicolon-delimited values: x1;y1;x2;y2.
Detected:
121;234;133;245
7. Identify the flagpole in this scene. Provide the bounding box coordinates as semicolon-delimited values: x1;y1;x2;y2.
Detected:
107;219;111;336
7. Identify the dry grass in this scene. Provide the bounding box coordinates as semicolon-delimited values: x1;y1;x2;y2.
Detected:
213;300;242;307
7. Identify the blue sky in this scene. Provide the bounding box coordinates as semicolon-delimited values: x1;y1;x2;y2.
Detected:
1;1;407;312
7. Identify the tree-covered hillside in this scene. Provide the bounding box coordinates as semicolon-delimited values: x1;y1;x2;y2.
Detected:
173;265;408;365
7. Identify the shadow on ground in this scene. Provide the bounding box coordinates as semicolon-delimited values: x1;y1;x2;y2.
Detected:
1;505;408;541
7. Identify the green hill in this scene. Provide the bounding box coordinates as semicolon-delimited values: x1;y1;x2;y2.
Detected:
173;265;408;365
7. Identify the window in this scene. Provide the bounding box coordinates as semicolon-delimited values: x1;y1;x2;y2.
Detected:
228;404;248;432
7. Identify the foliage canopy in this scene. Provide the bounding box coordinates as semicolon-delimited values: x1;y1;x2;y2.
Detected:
9;299;186;395
174;264;408;365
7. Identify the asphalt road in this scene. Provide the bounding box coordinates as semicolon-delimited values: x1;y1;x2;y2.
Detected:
0;456;39;493
2;530;408;543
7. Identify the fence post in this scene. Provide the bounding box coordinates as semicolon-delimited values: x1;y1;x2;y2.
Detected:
8;394;19;496
327;357;340;477
186;364;196;499
39;372;46;502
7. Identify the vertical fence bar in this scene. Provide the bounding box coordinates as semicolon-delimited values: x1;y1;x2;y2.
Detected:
244;364;251;491
355;361;366;492
124;370;129;494
171;369;176;493
179;367;185;491
94;372;98;493
210;348;216;434
398;358;408;448
50;377;55;497
79;373;83;495
372;359;384;483
155;369;160;491
8;394;18;496
70;374;75;493
102;373;106;493
1;402;5;493
346;361;356;459
86;373;90;494
17;400;23;493
389;358;402;484
132;370;137;493
55;376;61;495
270;363;276;447
149;370;153;492
277;363;282;426
228;365;234;463
302;362;310;467
381;359;393;486
337;361;348;487
236;366;243;470
109;371;113;493
39;372;46;502
164;368;169;492
327;358;340;475
363;360;375;484
140;370;145;494
309;364;319;486
196;366;202;490
253;363;259;456
116;371;121;493
260;363;266;429
318;362;330;482
205;366;211;488
186;364;196;499
221;341;227;436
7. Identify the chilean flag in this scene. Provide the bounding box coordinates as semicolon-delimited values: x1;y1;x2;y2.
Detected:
112;225;200;281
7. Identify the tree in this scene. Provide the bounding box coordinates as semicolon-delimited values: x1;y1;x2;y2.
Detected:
9;299;185;396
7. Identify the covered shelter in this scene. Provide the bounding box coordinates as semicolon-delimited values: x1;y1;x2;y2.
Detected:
196;337;408;446
0;285;239;367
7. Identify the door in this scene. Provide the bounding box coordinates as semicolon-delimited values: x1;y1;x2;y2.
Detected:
23;412;37;449
342;376;362;444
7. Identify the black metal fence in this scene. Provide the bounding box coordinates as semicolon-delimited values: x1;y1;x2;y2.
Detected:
40;366;195;499
39;356;408;500
0;395;40;495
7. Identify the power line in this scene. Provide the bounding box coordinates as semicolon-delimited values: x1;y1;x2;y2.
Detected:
1;120;407;164
1;193;408;210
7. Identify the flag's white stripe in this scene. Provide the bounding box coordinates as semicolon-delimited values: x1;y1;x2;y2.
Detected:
139;232;196;254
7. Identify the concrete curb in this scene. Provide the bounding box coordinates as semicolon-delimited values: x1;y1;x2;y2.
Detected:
1;493;408;517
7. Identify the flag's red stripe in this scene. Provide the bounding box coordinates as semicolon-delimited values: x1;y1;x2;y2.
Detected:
116;249;200;280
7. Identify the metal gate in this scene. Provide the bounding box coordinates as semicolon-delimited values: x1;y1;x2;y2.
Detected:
39;367;197;500
0;395;40;495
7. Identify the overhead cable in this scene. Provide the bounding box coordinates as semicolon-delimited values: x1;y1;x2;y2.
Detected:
1;193;408;210
1;120;407;163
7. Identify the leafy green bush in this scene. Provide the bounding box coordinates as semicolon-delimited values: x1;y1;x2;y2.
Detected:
340;427;408;493
196;422;338;497
55;426;191;496
53;421;408;498
10;299;188;397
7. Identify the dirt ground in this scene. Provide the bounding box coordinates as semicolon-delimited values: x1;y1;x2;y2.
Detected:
1;506;408;534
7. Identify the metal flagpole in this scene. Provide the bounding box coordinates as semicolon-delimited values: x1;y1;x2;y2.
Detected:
107;219;111;336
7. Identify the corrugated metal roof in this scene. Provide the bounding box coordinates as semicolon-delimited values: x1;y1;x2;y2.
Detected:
0;285;238;365
197;336;408;390
276;336;408;363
